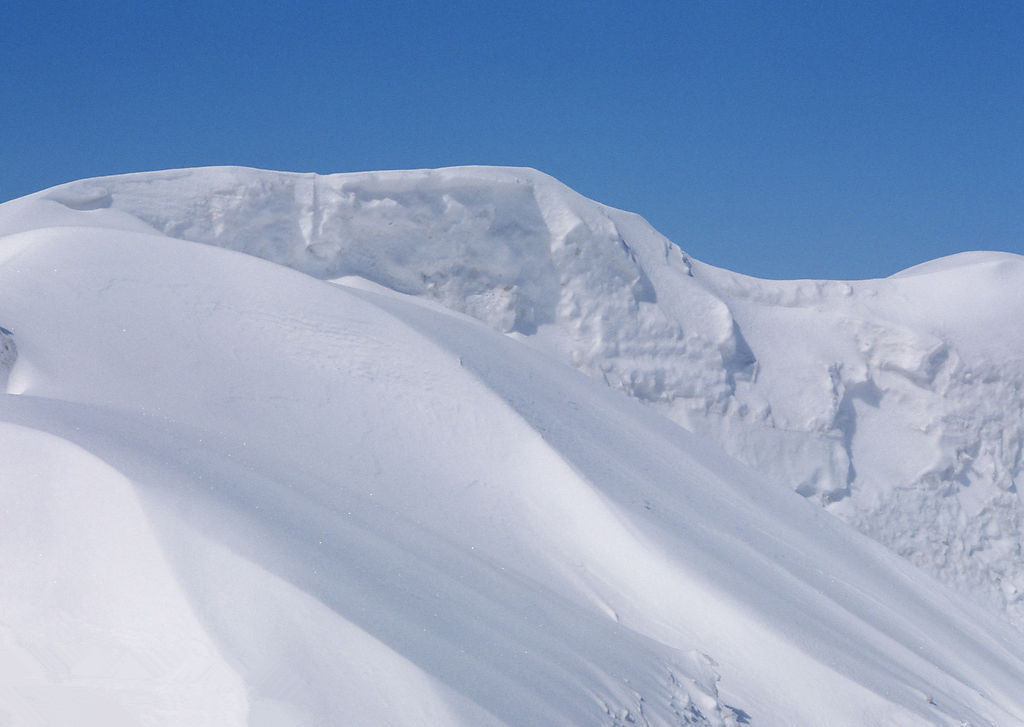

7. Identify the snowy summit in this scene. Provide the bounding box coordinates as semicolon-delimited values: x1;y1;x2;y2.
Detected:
1;166;1024;726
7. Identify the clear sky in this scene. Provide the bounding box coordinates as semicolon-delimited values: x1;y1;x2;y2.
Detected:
2;1;1022;279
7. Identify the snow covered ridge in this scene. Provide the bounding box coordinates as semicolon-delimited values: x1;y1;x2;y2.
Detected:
3;168;1024;725
9;165;1024;631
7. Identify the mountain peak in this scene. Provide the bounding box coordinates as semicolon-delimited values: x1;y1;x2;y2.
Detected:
3;167;1024;725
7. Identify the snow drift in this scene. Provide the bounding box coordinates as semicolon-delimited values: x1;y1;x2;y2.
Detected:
1;166;1023;726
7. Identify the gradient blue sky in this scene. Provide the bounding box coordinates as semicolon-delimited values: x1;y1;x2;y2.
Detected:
2;1;1022;279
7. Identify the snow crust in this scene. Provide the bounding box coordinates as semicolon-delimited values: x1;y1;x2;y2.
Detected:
2;167;1024;725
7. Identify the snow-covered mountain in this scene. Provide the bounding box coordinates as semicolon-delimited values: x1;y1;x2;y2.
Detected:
1;166;1023;726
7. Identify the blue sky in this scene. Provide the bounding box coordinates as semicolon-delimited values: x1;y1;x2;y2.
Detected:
2;1;1022;279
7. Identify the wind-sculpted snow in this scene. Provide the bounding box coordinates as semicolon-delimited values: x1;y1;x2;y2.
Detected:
3;170;1024;725
691;253;1024;626
12;165;1024;630
0;228;749;726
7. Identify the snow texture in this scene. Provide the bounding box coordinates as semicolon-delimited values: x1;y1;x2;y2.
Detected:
13;165;1023;630
0;328;14;391
1;166;1024;726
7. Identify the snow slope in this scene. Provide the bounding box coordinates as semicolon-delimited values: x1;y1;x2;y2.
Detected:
1;168;1024;725
8;165;1022;631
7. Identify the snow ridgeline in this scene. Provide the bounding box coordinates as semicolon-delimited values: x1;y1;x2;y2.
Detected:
17;165;1024;630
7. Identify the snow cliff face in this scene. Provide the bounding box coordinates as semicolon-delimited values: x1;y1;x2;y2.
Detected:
12;165;1022;630
0;328;14;392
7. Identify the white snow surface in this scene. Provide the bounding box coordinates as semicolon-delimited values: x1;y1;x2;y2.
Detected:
1;166;1024;725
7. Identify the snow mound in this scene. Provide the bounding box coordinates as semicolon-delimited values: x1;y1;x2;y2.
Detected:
13;165;1024;630
890;250;1023;278
0;226;757;726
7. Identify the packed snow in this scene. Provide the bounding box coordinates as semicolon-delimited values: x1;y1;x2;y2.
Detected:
1;166;1023;726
